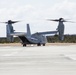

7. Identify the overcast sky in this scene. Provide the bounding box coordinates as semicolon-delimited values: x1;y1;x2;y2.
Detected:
0;0;76;37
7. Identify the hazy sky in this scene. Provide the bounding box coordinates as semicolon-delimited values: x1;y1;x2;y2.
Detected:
0;0;76;37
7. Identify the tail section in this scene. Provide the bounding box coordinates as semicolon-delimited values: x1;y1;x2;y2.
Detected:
6;24;14;42
26;24;31;37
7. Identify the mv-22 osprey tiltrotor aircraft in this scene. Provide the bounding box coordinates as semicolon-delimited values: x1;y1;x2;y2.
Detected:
2;18;73;46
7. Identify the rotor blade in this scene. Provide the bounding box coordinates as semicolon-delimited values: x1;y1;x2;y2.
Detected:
0;20;20;24
11;21;20;23
0;22;8;23
47;19;59;22
7;20;20;24
63;20;76;23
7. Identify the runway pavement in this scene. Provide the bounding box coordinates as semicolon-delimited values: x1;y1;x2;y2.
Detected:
0;44;76;75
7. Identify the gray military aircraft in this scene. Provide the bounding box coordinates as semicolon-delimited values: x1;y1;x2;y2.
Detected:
2;18;72;46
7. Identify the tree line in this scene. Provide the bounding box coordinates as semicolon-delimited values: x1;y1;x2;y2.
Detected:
0;35;76;43
47;35;76;43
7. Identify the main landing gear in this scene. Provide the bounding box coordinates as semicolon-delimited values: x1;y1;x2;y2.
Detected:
37;43;45;46
23;43;45;47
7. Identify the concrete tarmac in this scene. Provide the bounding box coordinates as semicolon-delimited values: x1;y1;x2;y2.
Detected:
0;44;76;75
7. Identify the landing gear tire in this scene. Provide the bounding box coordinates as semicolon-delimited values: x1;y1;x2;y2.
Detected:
37;43;41;46
23;44;26;47
43;44;45;46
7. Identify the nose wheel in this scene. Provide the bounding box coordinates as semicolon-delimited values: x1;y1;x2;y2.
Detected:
23;44;26;47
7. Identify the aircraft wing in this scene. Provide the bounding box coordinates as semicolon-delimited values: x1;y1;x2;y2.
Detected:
37;31;58;35
10;32;26;36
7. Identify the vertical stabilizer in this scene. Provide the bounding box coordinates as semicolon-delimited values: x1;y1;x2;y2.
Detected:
27;24;31;36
